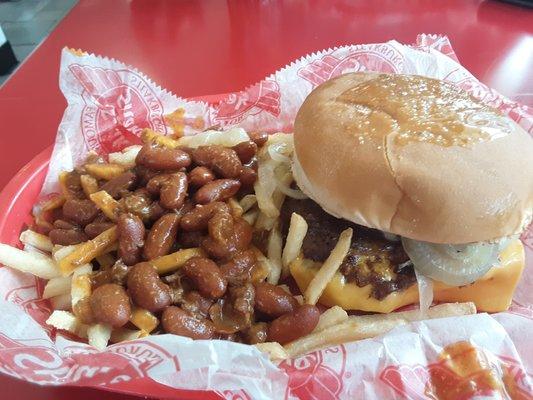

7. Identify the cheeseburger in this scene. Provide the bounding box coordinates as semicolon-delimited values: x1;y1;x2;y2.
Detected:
283;72;533;313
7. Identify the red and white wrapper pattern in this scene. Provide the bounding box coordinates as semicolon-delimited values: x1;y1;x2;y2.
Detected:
0;34;532;399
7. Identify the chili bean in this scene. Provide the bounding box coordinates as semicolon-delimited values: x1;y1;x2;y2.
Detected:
63;199;99;226
194;179;241;204
182;257;227;299
188;166;215;187
73;297;94;325
232;141;257;164
63;171;85;199
220;250;257;284
117;213;145;265
91;260;129;288
268;304;320;344
121;190;154;222
192;146;242;178
134;165;160;186
49;228;88;245
100;171;136;199
160;173;188;209
136;142;191;171
254;282;299;318
180;202;229;231
243;322;268;344
238;166;257;187
53;219;76;230
143;213;180;260
181;291;213;319
89;283;131;328
147;201;166;224
146;173;168;195
178;230;205;248
248;131;268;147
85;221;115;239
127;262;172;312
161;306;215;339
233;218;253;251
201;215;251;261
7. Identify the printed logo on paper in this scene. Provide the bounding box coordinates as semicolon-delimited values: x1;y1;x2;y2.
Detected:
297;44;403;87
69;65;168;153
0;334;179;385
211;80;281;126
379;341;533;400
280;344;347;400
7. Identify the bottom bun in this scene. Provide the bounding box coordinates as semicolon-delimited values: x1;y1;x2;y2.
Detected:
290;240;525;313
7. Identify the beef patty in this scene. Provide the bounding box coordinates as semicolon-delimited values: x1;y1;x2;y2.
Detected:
280;198;416;300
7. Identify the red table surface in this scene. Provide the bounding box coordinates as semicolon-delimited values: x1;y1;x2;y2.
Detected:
0;0;532;398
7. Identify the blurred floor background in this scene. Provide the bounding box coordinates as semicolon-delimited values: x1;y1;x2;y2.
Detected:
0;0;77;86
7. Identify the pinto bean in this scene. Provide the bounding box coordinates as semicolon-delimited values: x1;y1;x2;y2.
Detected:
254;282;299;318
117;213;145;265
100;171;136;199
49;228;88;245
192;146;242;178
194;179;241;204
143;213;180;260
232;141;257;164
127;262;172;312
182;257;227;299
161;306;215;339
188;166;215;187
136;142;191;171
268;304;320;344
62;199;99;226
89;284;131;328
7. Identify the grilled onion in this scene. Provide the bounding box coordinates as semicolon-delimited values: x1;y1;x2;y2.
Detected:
402;238;501;286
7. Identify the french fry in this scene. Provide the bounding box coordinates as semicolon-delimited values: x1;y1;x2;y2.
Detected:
141;128;180;148
150;247;205;275
95;253;115;269
254;211;277;231
0;244;60;279
281;213;308;277
58;227;117;276
85;163;126;180
108;145;142;168
285;302;477;358
49;293;72;310
87;323;112;350
80;174;99;196
58;172;75;199
130;307;159;333
89;191;119;221
304;228;353;305
110;328;143;343
266;224;283;285
239;194;257;213
255;342;289;361
71;264;93;307
242;209;259;225
43;275;72;299
349;302;477;325
228;197;243;218
41;195;66;211
175;127;249;148
46;310;79;332
19;230;53;252
285;318;400;358
53;244;79;262
313;306;348;333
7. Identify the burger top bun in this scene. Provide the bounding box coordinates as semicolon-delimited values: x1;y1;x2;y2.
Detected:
293;72;533;244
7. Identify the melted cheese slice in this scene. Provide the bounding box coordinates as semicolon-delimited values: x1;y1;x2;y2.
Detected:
290;239;525;313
